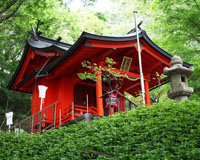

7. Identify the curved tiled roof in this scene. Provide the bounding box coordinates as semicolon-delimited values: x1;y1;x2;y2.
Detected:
7;35;71;90
27;36;71;52
7;30;192;91
43;30;192;74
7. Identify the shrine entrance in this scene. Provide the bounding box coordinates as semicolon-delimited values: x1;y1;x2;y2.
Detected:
73;83;97;115
74;84;128;116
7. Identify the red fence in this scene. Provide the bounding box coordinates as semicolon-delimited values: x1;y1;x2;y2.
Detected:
10;102;57;134
9;93;137;134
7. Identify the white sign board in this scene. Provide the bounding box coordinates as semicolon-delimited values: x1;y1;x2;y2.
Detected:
6;112;13;125
38;85;48;98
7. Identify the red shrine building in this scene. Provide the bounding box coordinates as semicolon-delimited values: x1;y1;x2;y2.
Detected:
7;28;192;133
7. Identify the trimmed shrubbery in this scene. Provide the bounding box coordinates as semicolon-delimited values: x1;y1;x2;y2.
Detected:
0;100;200;159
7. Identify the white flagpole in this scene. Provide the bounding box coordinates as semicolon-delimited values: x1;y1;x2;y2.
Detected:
40;98;43;111
133;11;145;104
86;94;89;113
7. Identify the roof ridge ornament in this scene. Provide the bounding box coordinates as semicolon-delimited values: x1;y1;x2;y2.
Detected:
56;37;62;42
36;19;40;34
127;20;143;34
137;21;143;30
29;19;41;41
30;26;39;41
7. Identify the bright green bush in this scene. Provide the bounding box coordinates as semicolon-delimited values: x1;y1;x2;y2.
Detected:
0;100;200;159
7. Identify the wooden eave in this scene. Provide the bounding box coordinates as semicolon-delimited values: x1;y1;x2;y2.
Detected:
44;31;192;74
7;35;72;93
7;30;192;94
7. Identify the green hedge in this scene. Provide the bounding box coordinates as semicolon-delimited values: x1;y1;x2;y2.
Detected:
0;100;200;159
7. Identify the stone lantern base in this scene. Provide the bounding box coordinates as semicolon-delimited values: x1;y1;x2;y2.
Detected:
168;87;193;102
175;96;188;102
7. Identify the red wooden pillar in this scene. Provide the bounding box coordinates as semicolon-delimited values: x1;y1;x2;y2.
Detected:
144;80;151;106
96;70;104;116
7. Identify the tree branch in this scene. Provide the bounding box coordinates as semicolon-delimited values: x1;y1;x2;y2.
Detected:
189;33;200;43
188;19;200;31
0;98;9;130
193;0;200;10
0;0;18;15
0;0;26;24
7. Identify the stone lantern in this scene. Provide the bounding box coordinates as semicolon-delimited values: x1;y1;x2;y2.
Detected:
163;56;194;102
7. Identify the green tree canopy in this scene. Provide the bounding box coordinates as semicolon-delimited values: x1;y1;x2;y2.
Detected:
1;0;200;129
0;0;106;130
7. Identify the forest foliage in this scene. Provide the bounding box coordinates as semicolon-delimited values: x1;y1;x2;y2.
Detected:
0;100;200;159
0;0;200;129
0;0;105;129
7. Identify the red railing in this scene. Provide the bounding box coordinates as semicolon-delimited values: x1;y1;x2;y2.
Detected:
61;104;97;124
10;101;58;134
9;101;97;134
73;104;97;115
8;95;137;134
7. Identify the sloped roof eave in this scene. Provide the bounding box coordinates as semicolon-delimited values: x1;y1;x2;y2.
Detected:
7;30;193;92
7;37;72;90
42;31;144;73
27;38;71;52
43;30;192;74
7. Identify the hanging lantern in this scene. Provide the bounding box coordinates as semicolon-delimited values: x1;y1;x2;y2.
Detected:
38;85;48;110
38;85;48;98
